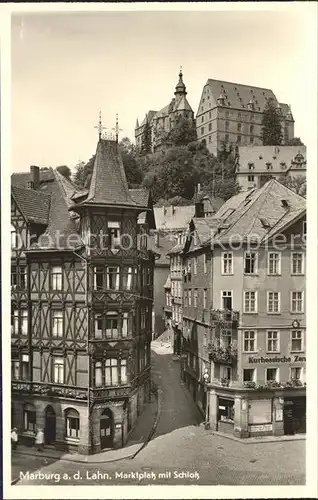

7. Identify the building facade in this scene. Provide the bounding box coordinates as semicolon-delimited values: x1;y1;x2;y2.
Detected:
235;145;306;192
135;70;195;153
181;179;306;437
196;79;295;155
11;138;155;454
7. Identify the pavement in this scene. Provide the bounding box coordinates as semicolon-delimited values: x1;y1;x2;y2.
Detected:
11;335;306;486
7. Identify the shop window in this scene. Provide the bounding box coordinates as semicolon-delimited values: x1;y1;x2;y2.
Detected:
65;408;80;439
218;398;234;423
24;404;36;432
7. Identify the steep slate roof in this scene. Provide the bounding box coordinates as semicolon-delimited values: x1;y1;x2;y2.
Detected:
213;179;305;244
11;186;51;225
139;110;158;128
204;79;292;116
236;145;306;174
154;205;195;230
79;139;143;208
11;169;55;187
129;188;150;206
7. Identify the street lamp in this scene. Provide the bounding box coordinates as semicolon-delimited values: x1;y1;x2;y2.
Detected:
203;369;210;429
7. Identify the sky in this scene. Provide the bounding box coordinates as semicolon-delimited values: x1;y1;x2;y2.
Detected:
11;5;317;173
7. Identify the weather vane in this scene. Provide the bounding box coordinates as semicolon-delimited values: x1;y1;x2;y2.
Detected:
94;110;107;140
112;113;123;143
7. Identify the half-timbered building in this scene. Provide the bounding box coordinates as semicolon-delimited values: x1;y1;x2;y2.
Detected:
11;138;155;454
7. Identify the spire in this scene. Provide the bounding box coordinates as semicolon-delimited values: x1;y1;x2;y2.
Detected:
112;113;123;143
94;110;106;140
175;66;187;96
136;117;139;128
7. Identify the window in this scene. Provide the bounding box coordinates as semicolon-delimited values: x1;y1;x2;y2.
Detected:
201;116;204;123
237;122;242;131
244;291;257;313
194;289;198;308
94;267;104;290
221;329;232;347
193;257;197;275
21;354;29;380
12;359;20;380
225;121;229;130
122;312;128;337
222;291;232;310
105;358;118;386
268;252;281;275
106;312;118;338
220;366;231;381
291;291;304;313
209;135;212;143
203;289;207;309
52;310;63;337
222;252;233;275
51;266;62;290
244;330;256;352
244;252;257;274
208;123;212;132
225;134;229;142
11;265;17;288
243;368;255;382
267;331;279;352
24;404;36;432
121;359;128;384
250;125;254;134
248;163;255;170
237;135;241;143
291;367;302;380
291;330;303;351
291;253;304;275
20;267;27;289
303;220;306;237
266;368;278;382
94;361;103;387
248;175;255;182
95;315;103;339
108;221;121;249
65;409;80;439
203;254;207;274
11;224;17;249
184;290;188;307
201;127;204;135
12;309;19;335
53;357;64;384
188;289;192;307
250;136;254;144
106;266;120;290
21;309;28;335
267;292;280;313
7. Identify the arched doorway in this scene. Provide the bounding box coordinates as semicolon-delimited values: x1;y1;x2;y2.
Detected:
44;405;56;445
100;408;113;450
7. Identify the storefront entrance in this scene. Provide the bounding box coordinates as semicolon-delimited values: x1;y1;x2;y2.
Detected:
217;397;234;433
283;396;306;435
100;408;114;449
44;405;56;445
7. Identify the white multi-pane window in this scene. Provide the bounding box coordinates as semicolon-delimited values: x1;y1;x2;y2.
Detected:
244;252;257;274
193;257;197;275
12;360;20;380
12;309;19;334
291;367;302;380
95;361;103;387
203;254;207;274
266;368;278;382
222;252;233;275
21;310;28;335
184;290;188;307
267;331;279;352
291;330;303;351
203;289;207;309
65;409;80;439
268;252;281;275
108;221;121;249
222;290;232;310
244;291;257;313
21;354;29;380
105;312;118;338
120;359;128;384
93;266;104;290
53;357;64;384
123;267;133;290
188;289;192;307
291;252;304;275
244;330;256;352
221;329;232;347
51;266;62;290
122;312;128;337
194;289;198;308
267;292;280;313
106;266;120;290
52;310;63;337
291;291;304;313
105;358;118;386
95;315;103;339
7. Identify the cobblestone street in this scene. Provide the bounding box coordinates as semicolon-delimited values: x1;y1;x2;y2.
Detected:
13;343;305;486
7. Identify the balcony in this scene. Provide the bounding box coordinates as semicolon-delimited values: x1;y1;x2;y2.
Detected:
210;309;239;326
208;339;238;365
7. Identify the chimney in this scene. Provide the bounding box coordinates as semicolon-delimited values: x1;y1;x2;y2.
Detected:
155;231;160;247
30;165;40;190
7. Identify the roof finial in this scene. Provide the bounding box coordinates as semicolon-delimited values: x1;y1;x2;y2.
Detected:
112;113;123;143
94;110;106;140
175;66;187;96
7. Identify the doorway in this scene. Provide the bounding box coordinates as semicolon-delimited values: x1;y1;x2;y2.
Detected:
44;405;56;445
283;397;306;435
100;408;114;449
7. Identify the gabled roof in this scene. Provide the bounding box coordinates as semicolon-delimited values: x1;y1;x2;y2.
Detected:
236;145;306;174
76;139;144;208
139;110;157;128
11;186;51;225
154;205;195;230
11;169;55;187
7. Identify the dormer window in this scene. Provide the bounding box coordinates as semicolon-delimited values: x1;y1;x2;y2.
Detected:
266;162;273;170
248;163;255;170
280;162;287;169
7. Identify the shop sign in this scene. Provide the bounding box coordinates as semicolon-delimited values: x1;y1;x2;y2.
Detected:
248;355;306;364
250;423;272;432
275;409;283;421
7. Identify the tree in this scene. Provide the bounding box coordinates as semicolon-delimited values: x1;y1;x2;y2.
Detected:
118;138;143;187
140;119;152;156
261;98;283;145
165;115;197;148
278;175;306;197
73;158;94;189
285;137;304;146
56;165;72;180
